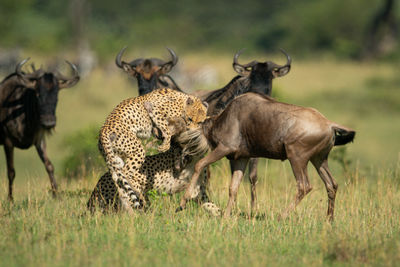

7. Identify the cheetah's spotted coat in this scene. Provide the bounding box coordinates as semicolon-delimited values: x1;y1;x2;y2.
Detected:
98;88;208;212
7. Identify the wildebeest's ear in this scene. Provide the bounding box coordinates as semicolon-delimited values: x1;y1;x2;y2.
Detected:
58;76;80;89
19;77;37;88
233;63;251;77
159;62;174;75
122;63;137;76
272;65;291;78
58;60;80;89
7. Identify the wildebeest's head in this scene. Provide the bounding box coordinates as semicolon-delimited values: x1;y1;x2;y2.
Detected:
232;49;291;95
115;47;178;94
16;58;80;129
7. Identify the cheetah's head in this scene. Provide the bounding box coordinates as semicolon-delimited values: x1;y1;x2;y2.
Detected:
183;97;208;129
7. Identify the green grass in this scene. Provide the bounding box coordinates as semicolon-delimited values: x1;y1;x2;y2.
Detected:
0;55;400;266
1;160;400;266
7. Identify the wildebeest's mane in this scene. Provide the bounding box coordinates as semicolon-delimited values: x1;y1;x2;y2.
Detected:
205;75;251;114
0;72;19;84
159;74;182;92
204;76;241;103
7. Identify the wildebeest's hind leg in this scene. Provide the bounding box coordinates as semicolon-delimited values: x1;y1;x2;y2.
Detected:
280;155;312;220
177;143;233;211
4;141;16;201
248;158;259;216
35;139;57;197
224;158;249;218
311;158;338;222
230;157;258;216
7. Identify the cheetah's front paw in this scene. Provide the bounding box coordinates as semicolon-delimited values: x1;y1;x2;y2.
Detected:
157;142;170;153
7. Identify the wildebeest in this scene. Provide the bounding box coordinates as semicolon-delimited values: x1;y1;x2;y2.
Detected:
115;47;182;95
0;58;80;200
116;48;291;213
177;93;355;221
196;49;292;214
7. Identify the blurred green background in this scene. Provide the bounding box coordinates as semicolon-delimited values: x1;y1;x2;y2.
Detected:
0;0;399;184
1;0;399;59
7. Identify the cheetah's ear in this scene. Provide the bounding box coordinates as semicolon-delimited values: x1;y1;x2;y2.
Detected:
202;101;209;109
186;97;194;106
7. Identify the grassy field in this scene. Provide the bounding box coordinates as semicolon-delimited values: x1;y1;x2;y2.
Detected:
0;53;400;266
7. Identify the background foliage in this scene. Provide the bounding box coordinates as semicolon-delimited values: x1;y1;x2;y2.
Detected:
0;0;399;60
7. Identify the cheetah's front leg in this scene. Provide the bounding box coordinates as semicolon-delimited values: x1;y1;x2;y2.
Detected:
144;101;174;153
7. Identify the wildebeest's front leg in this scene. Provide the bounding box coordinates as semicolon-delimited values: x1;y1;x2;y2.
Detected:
177;143;232;211
35;139;57;197
4;140;16;201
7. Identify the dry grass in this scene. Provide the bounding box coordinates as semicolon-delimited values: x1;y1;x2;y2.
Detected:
0;54;399;266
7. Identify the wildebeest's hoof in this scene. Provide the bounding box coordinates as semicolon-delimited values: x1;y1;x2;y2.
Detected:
175;206;183;213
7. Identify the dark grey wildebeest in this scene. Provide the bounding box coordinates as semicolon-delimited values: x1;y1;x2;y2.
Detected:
178;93;355;221
115;47;182;95
0;58;79;200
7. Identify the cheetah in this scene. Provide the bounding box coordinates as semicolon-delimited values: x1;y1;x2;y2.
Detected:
87;136;221;216
98;88;208;212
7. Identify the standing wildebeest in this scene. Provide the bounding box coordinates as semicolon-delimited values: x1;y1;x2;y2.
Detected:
107;48;289;214
0;58;80;200
197;49;291;215
115;47;182;95
178;93;355;221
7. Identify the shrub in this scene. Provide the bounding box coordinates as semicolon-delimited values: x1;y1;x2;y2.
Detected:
62;125;105;179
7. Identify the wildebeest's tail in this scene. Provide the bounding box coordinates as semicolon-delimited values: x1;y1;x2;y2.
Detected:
332;124;356;146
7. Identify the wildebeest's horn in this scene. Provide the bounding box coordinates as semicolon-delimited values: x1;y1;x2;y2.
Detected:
56;60;80;88
166;47;178;66
16;58;30;76
233;49;257;68
65;60;79;79
116;46;128;68
279;48;292;67
233;49;245;66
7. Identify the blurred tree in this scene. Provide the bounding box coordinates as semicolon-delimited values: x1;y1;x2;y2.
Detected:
364;0;398;58
70;0;96;76
0;0;398;60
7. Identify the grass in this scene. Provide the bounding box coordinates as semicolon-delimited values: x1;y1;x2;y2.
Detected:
1;160;399;266
0;54;400;266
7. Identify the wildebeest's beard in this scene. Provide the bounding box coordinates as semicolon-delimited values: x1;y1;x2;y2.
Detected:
136;71;159;95
37;73;59;129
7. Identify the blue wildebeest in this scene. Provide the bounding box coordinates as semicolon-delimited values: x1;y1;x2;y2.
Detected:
177;93;355;221
194;49;292;215
0;58;79;200
115;47;182;95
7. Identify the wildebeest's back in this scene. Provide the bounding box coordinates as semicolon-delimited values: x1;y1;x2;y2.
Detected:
209;93;335;160
0;78;41;148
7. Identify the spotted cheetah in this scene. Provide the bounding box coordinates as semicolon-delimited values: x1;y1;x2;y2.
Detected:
98;88;208;212
87;138;221;216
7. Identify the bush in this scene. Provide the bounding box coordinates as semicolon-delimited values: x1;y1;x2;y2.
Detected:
62;125;105;179
61;125;162;179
